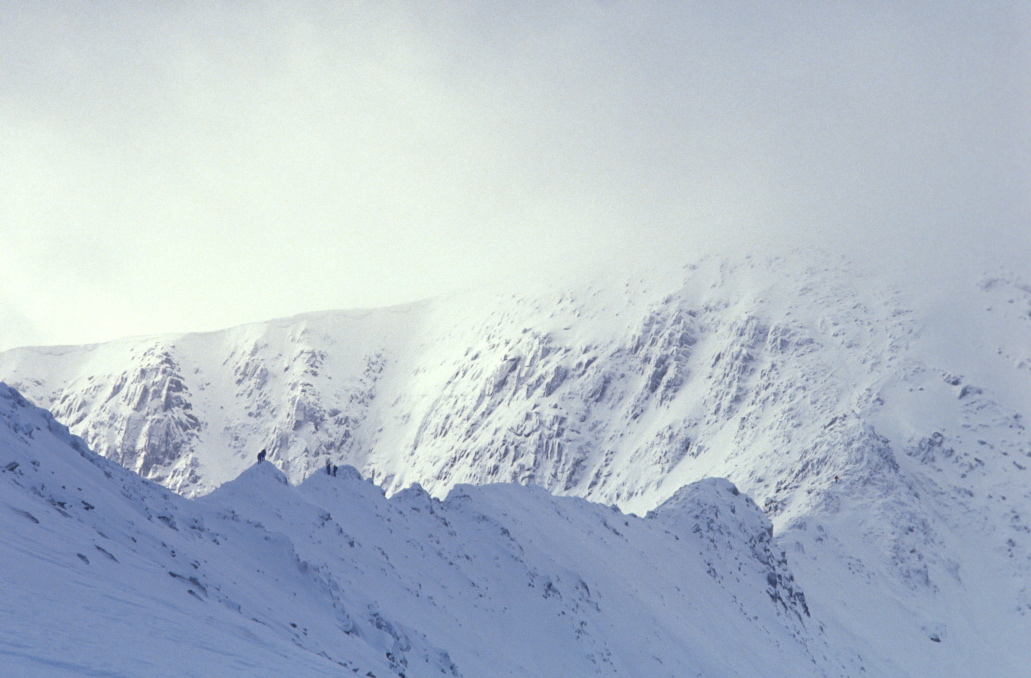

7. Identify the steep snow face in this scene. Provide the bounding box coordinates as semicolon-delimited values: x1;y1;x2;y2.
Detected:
0;383;862;677
0;253;941;511
2;251;1030;675
0;383;416;677
0;304;423;495
4;254;1025;513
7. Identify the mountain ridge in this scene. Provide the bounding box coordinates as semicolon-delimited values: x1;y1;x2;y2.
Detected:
1;380;856;676
2;251;1030;675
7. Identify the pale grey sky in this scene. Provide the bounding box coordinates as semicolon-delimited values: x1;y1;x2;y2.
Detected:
1;1;1028;350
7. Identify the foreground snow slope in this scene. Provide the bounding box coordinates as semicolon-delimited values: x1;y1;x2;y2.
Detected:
2;251;1030;675
1;382;865;677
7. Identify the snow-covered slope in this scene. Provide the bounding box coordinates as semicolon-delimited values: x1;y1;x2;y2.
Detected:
1;382;860;676
7;252;1016;509
0;303;422;495
2;251;1030;675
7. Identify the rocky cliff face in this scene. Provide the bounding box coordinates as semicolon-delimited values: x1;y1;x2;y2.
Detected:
49;346;203;487
2;255;1027;518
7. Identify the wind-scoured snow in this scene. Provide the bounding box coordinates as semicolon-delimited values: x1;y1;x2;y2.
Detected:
1;382;862;676
2;251;1030;675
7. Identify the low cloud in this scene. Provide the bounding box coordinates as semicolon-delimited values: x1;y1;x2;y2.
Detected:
1;1;1027;349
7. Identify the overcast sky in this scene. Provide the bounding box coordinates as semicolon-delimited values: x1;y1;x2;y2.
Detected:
1;1;1028;350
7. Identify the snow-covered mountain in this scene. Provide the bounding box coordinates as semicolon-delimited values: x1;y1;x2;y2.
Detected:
3;251;1030;675
1;382;856;677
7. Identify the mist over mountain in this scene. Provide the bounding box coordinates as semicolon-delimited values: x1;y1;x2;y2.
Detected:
3;250;1030;675
2;1;1026;352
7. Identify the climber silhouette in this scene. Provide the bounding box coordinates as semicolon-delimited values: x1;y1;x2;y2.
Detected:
257;449;266;462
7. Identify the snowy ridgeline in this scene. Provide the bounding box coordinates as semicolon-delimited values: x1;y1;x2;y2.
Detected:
1;254;1028;524
2;252;1031;676
1;382;857;678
